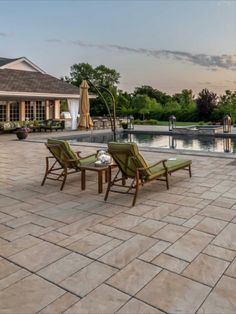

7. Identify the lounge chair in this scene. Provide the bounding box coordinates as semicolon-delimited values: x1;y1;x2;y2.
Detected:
104;142;192;206
41;139;97;190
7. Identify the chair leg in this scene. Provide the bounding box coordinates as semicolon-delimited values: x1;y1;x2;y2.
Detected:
60;167;68;190
166;172;169;189
104;166;112;201
132;172;140;206
41;157;49;186
189;165;192;177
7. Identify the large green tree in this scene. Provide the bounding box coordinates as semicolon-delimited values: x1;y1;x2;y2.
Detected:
64;63;120;88
196;89;218;121
64;63;120;116
133;85;171;105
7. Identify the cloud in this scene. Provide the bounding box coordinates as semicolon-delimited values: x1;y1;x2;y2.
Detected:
0;32;11;37
45;38;63;43
46;39;236;71
73;41;236;71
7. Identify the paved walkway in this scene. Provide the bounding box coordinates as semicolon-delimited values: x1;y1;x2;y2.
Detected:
0;137;236;313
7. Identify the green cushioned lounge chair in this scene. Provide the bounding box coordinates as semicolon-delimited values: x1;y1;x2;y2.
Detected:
105;142;192;206
41;139;97;190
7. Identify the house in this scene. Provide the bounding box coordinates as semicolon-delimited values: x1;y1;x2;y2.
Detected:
0;57;80;124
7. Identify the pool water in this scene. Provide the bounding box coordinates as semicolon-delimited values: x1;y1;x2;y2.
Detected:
69;132;236;154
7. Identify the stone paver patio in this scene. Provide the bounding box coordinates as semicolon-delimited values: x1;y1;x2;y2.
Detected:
0;135;236;313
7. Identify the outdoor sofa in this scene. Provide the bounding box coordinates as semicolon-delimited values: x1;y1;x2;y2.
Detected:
39;119;65;132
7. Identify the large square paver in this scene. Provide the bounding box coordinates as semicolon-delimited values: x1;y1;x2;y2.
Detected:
67;232;112;254
183;253;229;286
203;245;236;262
99;235;156;268
199;205;236;221
107;259;161;295
64;284;130;314
171;206;200;219
195;217;228;235
38;292;79;314
60;261;117;296
9;242;69;271
225;258;236;279
103;213;145;230
165;229;214;262
139;240;171;262
212;223;236;250
0;259;20;280
137;270;211;313
198;276;236;314
131;219;166;236
152;224;189;242
38;252;92;283
117;298;163;314
152;253;189;273
0;274;65;313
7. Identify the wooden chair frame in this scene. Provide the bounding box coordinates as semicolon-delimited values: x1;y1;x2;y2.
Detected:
104;149;170;206
41;143;95;190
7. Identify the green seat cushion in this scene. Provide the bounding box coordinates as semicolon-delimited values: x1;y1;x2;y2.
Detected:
147;158;191;180
79;154;97;165
165;158;191;172
148;163;167;180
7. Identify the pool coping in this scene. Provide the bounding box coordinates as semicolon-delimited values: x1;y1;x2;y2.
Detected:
24;136;236;160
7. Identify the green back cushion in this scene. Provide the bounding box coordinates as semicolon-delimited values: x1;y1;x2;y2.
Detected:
47;139;97;168
108;142;150;177
47;139;79;168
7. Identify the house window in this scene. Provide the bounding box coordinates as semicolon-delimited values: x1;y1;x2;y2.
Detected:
25;101;34;120
0;101;7;121
9;102;19;121
36;101;45;120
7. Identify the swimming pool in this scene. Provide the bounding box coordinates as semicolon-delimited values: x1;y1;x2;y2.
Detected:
67;131;236;154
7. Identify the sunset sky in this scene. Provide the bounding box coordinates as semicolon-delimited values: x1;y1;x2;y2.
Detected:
1;0;236;95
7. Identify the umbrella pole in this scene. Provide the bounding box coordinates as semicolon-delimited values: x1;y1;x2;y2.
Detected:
85;78;117;142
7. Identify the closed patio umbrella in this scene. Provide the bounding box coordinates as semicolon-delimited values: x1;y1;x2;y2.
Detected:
78;80;93;129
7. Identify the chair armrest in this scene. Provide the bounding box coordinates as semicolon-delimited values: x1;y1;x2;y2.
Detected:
138;159;168;172
75;151;82;158
79;153;97;159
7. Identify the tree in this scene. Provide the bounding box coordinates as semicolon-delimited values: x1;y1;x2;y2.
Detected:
196;89;218;121
117;92;133;117
212;90;236;124
132;94;158;120
173;89;195;108
93;65;120;88
64;63;121;117
64;63;120;89
133;85;171;105
64;63;94;86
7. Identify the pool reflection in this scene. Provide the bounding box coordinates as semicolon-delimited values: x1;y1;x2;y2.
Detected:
72;132;236;154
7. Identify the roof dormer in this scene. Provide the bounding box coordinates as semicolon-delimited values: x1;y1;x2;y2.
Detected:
0;57;46;73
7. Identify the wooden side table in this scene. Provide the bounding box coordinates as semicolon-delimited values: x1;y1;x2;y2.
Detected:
80;163;116;194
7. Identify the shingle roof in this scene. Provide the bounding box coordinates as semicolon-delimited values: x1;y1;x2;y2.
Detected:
0;57;20;67
0;69;80;95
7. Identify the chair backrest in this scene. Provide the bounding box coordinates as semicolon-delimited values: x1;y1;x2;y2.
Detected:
108;142;150;178
46;139;79;168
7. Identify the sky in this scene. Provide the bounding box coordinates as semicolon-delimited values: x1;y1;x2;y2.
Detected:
0;0;236;95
